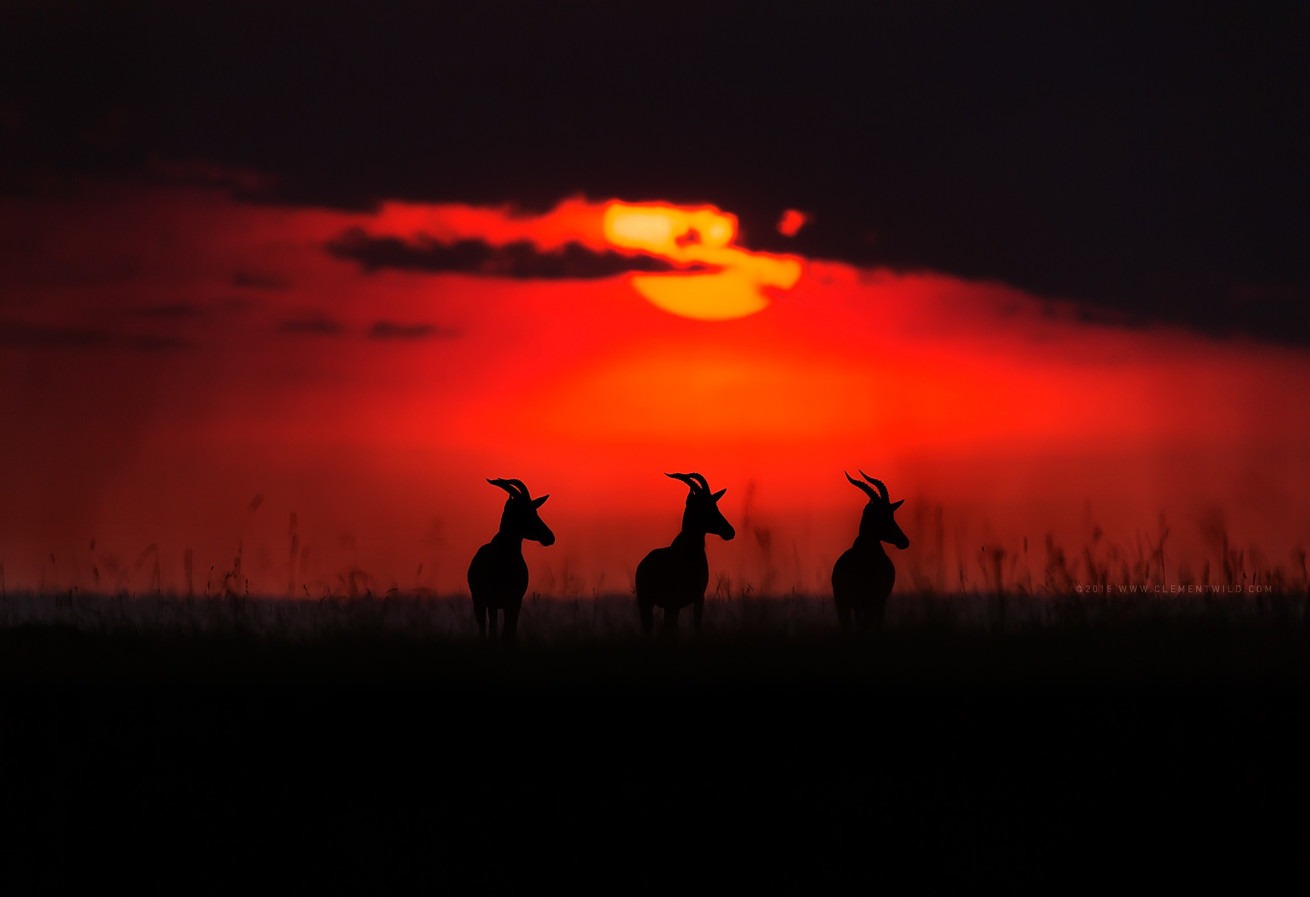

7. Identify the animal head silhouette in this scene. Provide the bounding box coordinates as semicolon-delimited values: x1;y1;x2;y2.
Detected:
845;470;909;549
487;478;556;546
667;472;735;541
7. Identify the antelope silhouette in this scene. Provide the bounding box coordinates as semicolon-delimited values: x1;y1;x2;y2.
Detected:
832;471;909;632
467;478;554;642
635;472;735;635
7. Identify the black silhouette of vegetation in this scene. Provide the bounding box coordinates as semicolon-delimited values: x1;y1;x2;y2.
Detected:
4;558;1310;893
467;478;554;643
3;507;1309;893
832;471;909;632
634;472;735;635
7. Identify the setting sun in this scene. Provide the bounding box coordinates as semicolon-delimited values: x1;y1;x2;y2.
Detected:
602;200;804;320
6;8;1310;889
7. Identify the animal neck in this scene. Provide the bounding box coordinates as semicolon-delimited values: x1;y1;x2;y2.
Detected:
672;528;706;552
491;530;523;551
672;507;711;550
853;532;889;557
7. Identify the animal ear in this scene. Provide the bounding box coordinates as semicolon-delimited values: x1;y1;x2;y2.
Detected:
711;488;726;502
890;498;905;511
532;494;549;509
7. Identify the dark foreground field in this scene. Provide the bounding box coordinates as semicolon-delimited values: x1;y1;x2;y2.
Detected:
4;590;1310;892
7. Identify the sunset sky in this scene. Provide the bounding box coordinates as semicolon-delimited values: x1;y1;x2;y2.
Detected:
2;3;1308;595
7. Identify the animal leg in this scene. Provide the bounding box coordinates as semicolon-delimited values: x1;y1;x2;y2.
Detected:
487;608;499;642
473;599;487;638
503;605;520;646
661;605;680;638
637;596;655;636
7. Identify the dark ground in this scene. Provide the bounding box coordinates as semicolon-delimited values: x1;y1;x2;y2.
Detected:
3;614;1310;893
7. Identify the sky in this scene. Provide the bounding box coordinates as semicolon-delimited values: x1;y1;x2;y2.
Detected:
1;2;1308;596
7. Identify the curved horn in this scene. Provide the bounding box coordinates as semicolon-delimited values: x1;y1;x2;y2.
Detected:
845;471;879;501
688;472;711;493
666;472;702;493
487;478;530;499
859;470;889;503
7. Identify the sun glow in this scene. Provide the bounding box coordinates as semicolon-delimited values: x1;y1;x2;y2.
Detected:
5;183;1310;595
602;201;803;320
778;209;809;237
350;196;804;321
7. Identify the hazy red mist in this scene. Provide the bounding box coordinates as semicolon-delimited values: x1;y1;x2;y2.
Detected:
2;180;1308;596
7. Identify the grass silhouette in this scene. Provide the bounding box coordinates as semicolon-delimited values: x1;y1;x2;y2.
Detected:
3;579;1309;689
3;524;1309;893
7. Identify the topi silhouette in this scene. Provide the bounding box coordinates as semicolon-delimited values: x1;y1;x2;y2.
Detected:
832;471;909;632
635;472;735;635
468;478;554;643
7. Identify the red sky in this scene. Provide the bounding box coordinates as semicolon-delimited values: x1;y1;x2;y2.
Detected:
2;177;1308;596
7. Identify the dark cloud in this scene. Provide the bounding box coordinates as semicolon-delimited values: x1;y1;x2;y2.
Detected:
3;4;1308;342
132;333;191;351
143;156;275;198
232;271;291;290
0;319;190;351
277;313;344;336
368;321;458;341
133;302;206;319
326;230;687;279
130;298;257;320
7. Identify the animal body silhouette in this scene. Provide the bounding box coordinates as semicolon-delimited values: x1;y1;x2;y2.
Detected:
635;472;735;635
832;471;909;631
468;478;554;642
